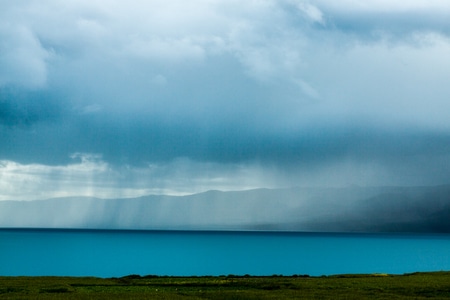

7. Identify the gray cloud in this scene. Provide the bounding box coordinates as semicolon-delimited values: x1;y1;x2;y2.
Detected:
0;23;49;88
1;1;450;200
0;88;64;127
315;0;450;38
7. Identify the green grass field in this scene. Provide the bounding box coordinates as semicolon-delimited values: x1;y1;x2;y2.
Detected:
1;272;450;299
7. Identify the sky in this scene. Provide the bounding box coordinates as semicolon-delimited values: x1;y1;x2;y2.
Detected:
1;0;450;200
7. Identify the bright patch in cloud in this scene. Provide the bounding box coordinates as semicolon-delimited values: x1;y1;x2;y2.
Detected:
0;155;282;200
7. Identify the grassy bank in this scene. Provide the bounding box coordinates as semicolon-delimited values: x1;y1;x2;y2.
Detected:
1;272;450;299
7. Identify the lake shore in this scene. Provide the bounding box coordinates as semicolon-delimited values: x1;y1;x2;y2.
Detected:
1;271;450;299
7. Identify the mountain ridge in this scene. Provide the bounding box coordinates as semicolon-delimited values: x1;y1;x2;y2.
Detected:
1;185;449;232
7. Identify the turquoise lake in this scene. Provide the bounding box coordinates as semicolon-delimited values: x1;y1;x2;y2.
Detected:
1;229;449;277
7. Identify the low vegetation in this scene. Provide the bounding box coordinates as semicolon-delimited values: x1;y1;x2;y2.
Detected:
1;272;450;299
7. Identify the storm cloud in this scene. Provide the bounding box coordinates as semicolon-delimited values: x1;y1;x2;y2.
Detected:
1;1;450;201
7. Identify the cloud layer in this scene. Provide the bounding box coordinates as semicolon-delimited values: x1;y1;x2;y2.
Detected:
1;1;450;200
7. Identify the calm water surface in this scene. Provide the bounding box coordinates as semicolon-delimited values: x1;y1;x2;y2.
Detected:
1;229;449;277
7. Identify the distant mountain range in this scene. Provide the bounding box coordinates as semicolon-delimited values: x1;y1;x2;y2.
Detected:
1;185;450;232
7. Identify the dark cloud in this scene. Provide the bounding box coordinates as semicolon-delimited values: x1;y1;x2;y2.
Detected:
2;103;450;171
316;1;450;39
0;88;64;127
1;1;450;201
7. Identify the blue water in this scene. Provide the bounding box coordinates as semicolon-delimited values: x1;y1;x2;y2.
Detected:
1;229;449;277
